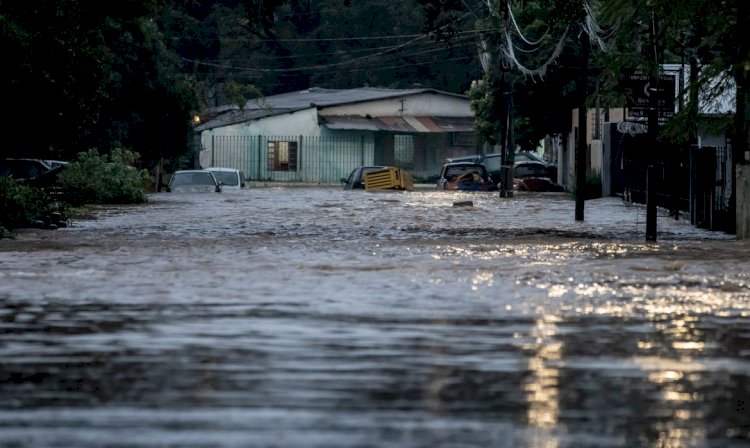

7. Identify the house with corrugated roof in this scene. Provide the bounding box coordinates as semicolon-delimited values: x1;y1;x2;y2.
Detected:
194;87;479;183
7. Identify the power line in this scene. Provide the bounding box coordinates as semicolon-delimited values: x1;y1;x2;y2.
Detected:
218;32;482;64
172;27;498;44
183;14;481;74
183;40;479;75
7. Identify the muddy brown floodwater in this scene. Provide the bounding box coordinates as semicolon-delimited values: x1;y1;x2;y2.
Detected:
1;187;749;447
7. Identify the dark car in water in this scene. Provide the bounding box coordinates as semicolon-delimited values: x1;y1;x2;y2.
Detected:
0;158;54;181
445;152;562;192
446;151;558;185
0;158;66;190
513;161;565;192
514;151;558;180
436;162;497;191
341;166;388;190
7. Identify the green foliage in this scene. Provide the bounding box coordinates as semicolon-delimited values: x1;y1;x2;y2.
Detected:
59;149;151;205
1;1;195;167
0;177;47;230
468;76;507;146
0;177;68;232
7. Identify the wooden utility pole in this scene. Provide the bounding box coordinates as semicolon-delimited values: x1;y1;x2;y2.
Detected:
731;0;750;234
575;31;589;221
645;11;660;241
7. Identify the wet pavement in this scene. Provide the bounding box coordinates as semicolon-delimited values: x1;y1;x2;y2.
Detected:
1;187;749;447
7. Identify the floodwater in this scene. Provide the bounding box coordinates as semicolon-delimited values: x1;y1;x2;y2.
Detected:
1;186;749;448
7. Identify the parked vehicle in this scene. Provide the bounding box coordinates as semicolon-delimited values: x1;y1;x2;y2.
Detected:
514;176;565;192
513;161;550;178
206;167;246;190
341;166;388;189
515;151;558;179
436;162;497;191
167;170;222;193
44;160;69;169
0;158;65;190
445;151;558;184
512;161;565;192
0;158;53;181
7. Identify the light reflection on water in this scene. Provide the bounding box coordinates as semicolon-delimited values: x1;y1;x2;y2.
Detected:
0;187;749;447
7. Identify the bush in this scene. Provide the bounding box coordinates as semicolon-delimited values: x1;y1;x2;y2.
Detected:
59;149;151;205
0;176;67;231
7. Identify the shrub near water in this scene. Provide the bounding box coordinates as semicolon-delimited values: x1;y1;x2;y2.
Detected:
60;149;150;205
0;177;65;231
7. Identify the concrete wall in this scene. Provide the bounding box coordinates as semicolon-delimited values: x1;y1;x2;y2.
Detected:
737;165;750;239
564;108;626;189
199;108;323;153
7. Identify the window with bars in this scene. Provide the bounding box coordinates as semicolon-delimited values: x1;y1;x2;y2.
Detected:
267;140;298;171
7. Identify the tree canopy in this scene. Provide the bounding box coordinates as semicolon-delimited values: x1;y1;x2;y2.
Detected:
2;0;749;170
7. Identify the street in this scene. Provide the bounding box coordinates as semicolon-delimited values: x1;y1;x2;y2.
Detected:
1;187;749;447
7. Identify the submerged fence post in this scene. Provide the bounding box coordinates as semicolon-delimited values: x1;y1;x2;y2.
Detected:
257;135;262;180
299;135;303;182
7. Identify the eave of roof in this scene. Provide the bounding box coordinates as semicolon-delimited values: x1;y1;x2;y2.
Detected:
320;115;475;133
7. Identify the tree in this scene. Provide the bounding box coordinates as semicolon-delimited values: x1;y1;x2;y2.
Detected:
418;0;592;152
599;0;750;232
0;0;198;167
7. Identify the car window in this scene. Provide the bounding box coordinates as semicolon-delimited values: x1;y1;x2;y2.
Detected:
171;172;216;186
482;156;502;172
195;173;217;185
515;163;548;177
445;165;486;179
170;173;189;186
0;160;49;179
514;153;535;163
212;171;238;186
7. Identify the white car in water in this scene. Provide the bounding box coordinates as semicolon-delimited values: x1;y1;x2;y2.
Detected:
206;167;247;190
168;170;222;193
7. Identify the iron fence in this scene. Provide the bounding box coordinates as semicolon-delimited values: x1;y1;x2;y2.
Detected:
201;135;374;184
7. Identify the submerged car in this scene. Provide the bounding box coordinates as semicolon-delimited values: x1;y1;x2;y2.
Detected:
341;165;388;189
514;176;565;192
445;151;558;185
206;167;246;190
436;162;497;191
513;161;565;192
515;151;558;179
168;170;222;193
513;161;549;178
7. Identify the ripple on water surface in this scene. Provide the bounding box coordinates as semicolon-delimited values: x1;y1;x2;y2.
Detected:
0;188;748;447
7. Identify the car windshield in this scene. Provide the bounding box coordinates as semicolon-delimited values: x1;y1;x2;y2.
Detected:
515;152;547;164
482;155;502;172
211;171;238;186
171;172;216;186
444;165;486;179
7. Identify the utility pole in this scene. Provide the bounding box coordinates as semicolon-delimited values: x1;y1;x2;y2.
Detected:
645;11;660;241
575;31;589;221
731;0;750;233
504;86;515;198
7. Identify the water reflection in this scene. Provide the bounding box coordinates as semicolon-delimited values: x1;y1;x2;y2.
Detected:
1;189;749;447
524;315;561;447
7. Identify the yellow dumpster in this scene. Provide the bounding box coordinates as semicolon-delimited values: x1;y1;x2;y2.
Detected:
363;167;414;191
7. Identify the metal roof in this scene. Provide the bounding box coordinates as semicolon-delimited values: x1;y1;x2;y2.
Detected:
195;87;470;132
320;116;475;133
